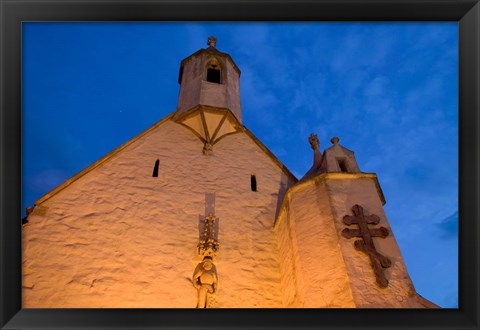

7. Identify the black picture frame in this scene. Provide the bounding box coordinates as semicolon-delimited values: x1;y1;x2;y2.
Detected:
1;1;478;329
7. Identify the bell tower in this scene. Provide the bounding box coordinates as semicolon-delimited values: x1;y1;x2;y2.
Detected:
173;36;243;154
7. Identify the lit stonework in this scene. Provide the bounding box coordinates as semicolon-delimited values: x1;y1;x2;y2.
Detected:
22;37;438;308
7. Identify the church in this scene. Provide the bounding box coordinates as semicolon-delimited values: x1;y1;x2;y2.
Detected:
22;36;438;308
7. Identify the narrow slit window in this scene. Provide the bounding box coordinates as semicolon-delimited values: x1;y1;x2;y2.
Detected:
207;68;221;84
250;174;257;192
152;159;160;177
337;159;348;172
178;66;184;85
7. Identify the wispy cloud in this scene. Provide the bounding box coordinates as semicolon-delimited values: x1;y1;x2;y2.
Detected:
435;211;458;239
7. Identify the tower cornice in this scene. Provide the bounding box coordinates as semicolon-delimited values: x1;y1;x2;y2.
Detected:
180;48;241;76
274;172;386;228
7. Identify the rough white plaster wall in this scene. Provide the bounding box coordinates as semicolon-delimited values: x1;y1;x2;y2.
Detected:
177;56;202;113
22;119;293;308
224;59;242;122
200;80;227;108
325;176;424;307
276;181;356;308
274;204;306;307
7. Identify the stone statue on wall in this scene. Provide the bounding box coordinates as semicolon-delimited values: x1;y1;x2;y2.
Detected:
192;256;218;308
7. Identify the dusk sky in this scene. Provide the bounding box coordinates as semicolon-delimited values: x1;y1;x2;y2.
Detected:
22;22;458;308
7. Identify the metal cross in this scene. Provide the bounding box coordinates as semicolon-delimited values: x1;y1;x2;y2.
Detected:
341;204;391;288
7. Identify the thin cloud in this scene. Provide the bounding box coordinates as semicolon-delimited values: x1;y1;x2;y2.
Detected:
435;211;458;239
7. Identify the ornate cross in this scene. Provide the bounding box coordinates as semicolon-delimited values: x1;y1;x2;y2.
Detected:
198;214;219;258
198;193;219;259
341;204;391;288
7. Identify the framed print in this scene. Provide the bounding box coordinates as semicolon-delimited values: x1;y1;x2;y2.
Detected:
1;0;478;329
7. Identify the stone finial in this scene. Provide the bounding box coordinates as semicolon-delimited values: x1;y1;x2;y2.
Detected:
207;36;217;48
203;141;213;155
330;136;340;145
299;133;323;182
308;133;320;150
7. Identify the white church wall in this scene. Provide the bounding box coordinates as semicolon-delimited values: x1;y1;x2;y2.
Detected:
275;179;355;308
22;119;294;308
274;201;305;307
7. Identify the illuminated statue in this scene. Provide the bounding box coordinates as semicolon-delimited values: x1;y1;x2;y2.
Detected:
192;257;218;308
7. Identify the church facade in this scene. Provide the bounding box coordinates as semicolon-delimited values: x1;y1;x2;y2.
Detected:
22;37;437;308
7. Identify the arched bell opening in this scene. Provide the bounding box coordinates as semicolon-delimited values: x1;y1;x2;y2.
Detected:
205;58;222;84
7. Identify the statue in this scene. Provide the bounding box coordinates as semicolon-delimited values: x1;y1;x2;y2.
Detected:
192;257;218;308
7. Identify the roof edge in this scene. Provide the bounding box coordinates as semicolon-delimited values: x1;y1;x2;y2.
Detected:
413;293;441;308
324;143;355;154
274;172;386;228
34;112;175;206
34;110;299;206
242;128;298;185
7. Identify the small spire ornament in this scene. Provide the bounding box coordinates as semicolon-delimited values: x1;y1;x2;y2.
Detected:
207;36;217;48
308;133;320;150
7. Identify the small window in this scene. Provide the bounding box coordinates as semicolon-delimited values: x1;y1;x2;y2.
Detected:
178;66;184;85
337;159;348;172
152;159;160;177
251;174;257;192
207;68;221;84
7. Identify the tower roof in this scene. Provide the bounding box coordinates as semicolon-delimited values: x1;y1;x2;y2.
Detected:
179;39;241;77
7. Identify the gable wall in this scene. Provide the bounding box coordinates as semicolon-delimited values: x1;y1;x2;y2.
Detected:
22;119;294;308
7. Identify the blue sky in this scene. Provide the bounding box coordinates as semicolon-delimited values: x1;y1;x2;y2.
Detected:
22;22;458;308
